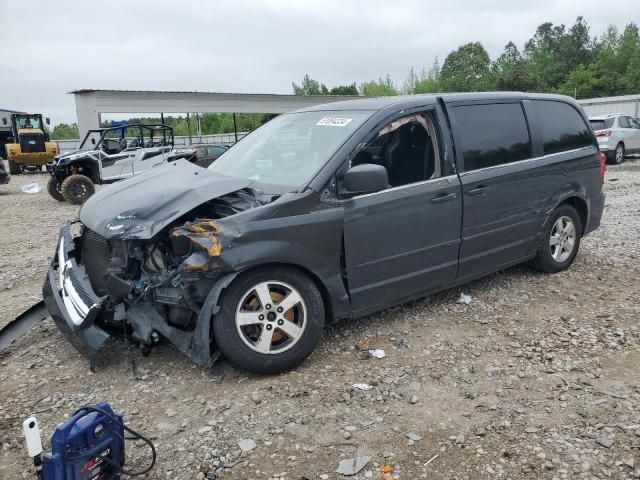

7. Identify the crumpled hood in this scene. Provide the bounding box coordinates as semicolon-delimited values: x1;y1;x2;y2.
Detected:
80;160;251;239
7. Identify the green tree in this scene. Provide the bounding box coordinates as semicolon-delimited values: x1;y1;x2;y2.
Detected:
50;122;79;140
557;64;601;98
292;74;329;95
359;74;398;96
328;83;358;95
440;42;494;91
415;59;442;94
494;42;536;91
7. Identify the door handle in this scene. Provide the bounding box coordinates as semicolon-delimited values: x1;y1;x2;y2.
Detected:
467;185;489;196
431;192;457;204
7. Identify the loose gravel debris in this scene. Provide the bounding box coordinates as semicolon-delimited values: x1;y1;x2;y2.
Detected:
1;162;639;479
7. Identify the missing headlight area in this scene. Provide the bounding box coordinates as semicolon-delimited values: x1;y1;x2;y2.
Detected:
42;185;274;368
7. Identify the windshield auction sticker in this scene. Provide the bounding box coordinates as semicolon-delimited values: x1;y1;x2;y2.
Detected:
316;117;353;127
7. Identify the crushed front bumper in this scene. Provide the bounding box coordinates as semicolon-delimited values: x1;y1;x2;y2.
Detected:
42;222;111;362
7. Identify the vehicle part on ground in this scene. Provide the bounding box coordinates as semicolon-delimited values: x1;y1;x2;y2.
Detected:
4;113;57;172
0;301;48;352
47;176;64;201
533;204;582;273
61;174;95;204
214;267;324;373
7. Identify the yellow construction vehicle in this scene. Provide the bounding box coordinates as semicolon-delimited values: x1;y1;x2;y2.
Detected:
4;113;58;174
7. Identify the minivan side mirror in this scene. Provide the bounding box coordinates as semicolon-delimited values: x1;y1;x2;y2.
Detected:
344;164;389;196
46;117;50;125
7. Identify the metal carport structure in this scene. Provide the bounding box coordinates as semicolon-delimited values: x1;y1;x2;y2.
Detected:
71;89;361;140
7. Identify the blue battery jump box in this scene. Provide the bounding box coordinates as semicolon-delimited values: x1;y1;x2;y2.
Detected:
42;402;125;480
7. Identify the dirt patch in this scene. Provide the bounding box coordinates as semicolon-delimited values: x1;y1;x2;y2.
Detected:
1;160;639;479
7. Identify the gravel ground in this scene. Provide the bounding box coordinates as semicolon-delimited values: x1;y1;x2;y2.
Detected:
1;160;639;479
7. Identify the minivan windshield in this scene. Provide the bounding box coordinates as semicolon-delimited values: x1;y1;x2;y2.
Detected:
208;110;371;187
589;118;614;131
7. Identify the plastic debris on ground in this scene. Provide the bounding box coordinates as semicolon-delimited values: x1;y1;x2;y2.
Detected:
336;456;371;476
376;464;394;479
352;383;373;391
354;338;385;360
20;183;41;194
369;349;385;359
457;292;472;305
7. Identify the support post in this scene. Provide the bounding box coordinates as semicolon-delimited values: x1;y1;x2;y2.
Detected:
233;113;238;143
187;112;192;145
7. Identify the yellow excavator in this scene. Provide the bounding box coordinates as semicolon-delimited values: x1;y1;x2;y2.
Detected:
4;113;58;174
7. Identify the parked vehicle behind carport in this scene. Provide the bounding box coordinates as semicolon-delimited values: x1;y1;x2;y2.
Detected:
589;114;640;164
191;144;230;168
43;92;605;374
47;124;179;204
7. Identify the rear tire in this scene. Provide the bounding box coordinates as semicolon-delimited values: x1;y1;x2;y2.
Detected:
8;160;23;175
608;143;625;165
532;204;582;273
61;174;95;204
47;176;65;202
213;267;325;374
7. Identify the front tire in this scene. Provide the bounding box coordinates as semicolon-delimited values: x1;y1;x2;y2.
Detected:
213;267;325;374
60;174;95;204
533;204;582;273
47;176;65;202
8;160;23;175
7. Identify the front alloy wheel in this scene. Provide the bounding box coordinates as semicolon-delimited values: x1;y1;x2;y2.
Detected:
235;281;307;354
214;267;324;374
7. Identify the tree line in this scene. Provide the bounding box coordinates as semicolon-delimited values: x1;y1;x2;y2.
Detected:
50;18;639;140
294;18;640;98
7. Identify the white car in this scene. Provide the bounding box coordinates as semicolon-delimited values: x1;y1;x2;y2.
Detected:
589;114;640;164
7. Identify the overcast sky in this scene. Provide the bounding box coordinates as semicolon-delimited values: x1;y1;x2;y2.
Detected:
1;0;637;125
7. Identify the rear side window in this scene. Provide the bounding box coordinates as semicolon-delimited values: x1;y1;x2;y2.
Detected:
589;118;614;131
534;101;592;155
618;116;630;128
451;103;531;172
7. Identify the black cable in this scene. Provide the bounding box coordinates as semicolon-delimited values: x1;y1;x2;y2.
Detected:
65;405;156;477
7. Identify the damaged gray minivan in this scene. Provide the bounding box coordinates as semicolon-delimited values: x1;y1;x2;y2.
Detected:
43;93;605;373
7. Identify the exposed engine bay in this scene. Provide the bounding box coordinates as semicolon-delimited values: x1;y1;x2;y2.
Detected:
43;181;285;367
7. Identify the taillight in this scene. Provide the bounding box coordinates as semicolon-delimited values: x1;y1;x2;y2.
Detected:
599;152;606;184
595;129;612;137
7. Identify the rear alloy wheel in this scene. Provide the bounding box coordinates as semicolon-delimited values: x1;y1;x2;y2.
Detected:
214;267;324;373
47;176;65;202
533;204;582;273
8;160;23;175
612;143;625;165
60;174;95;204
